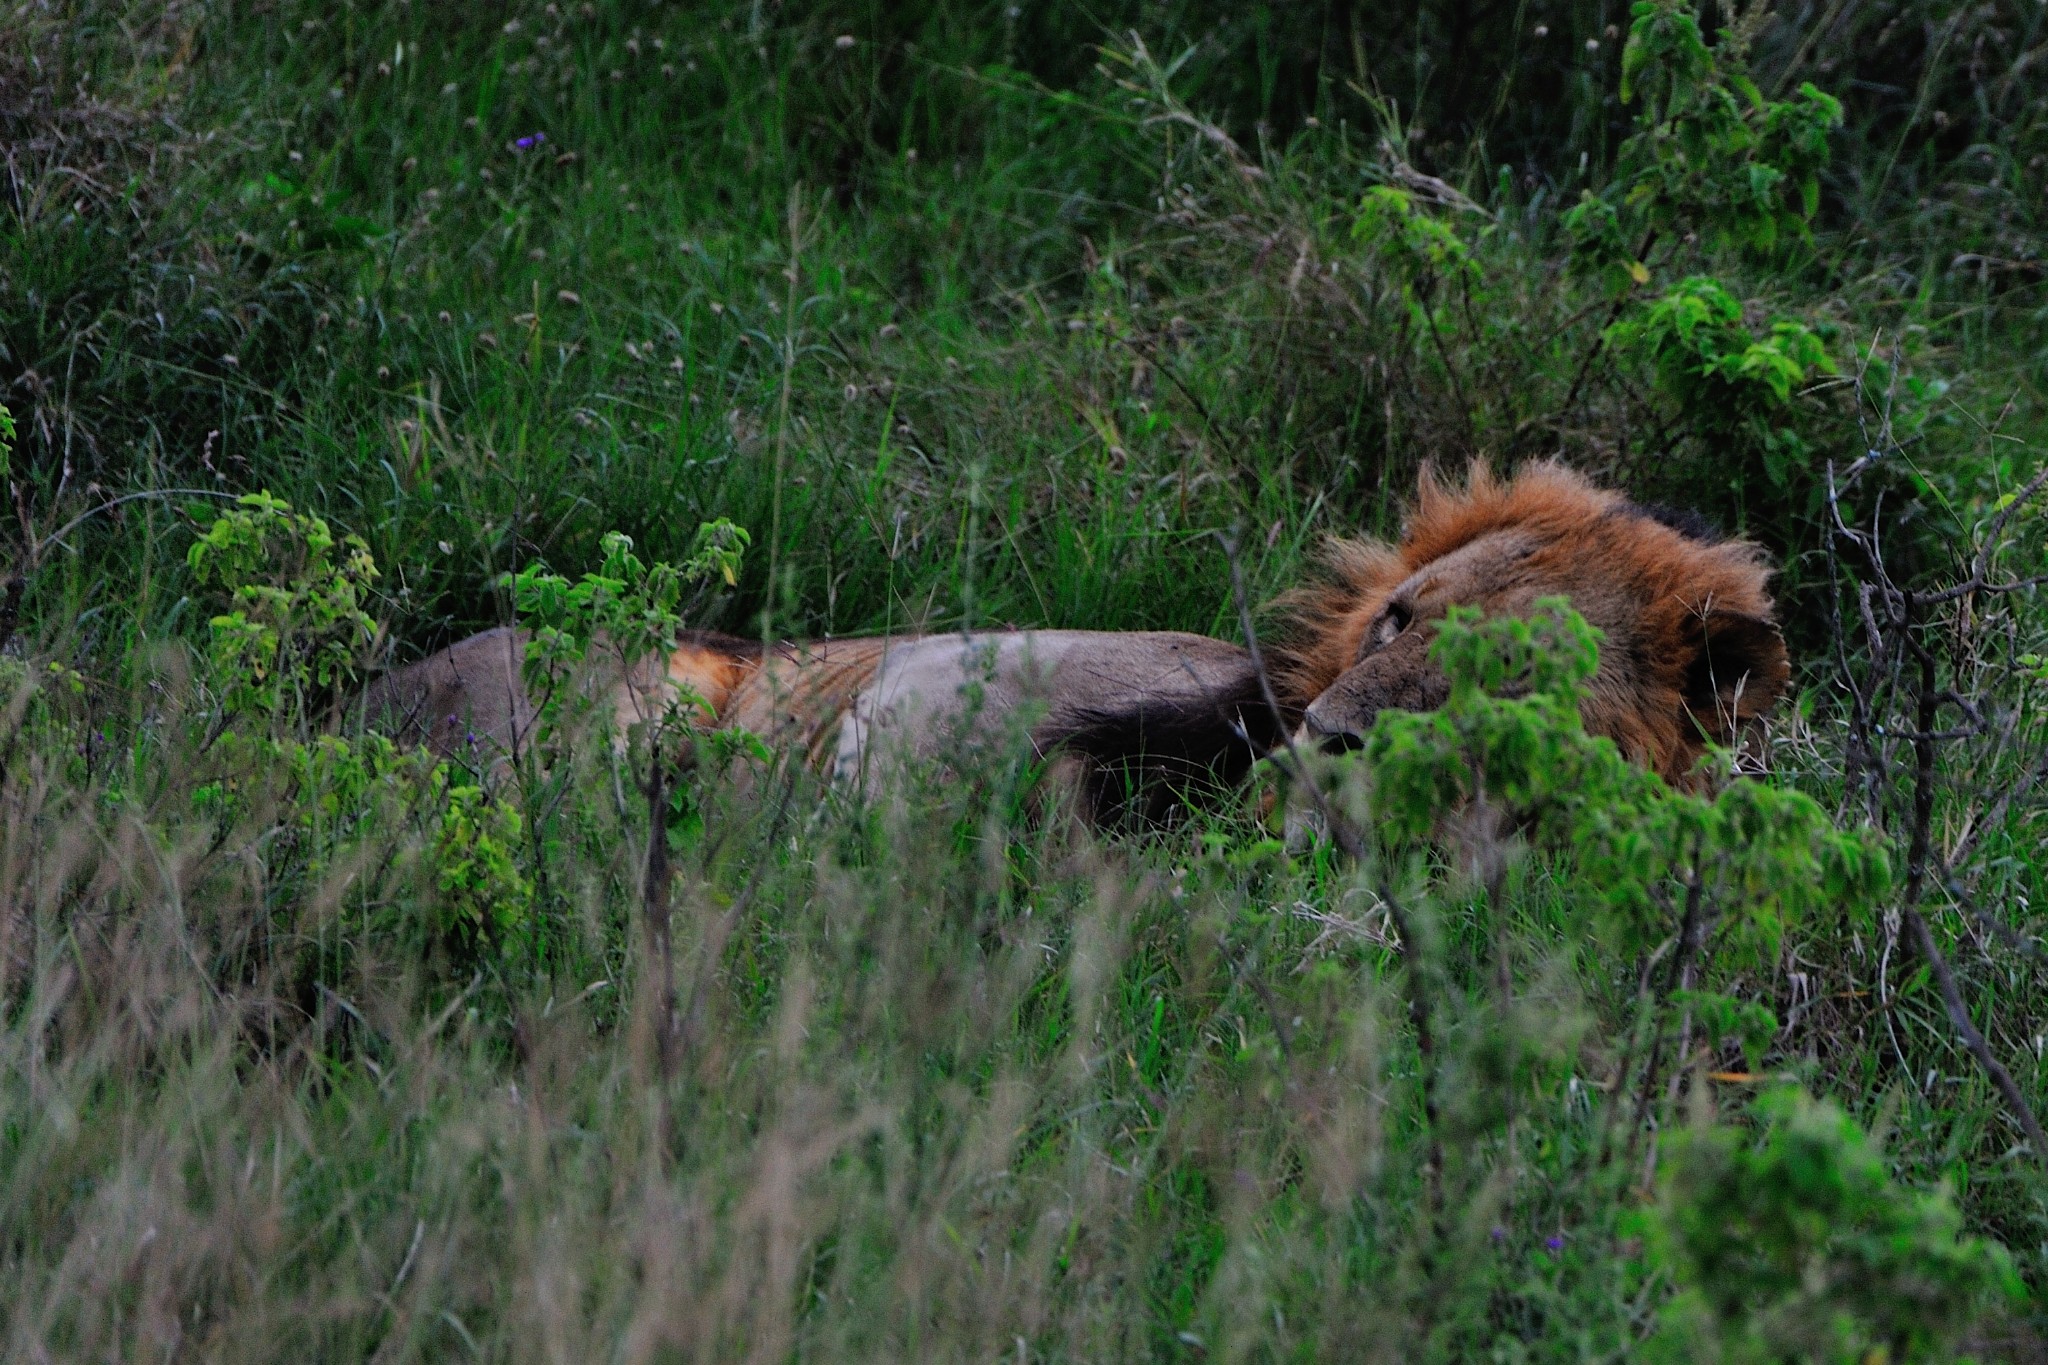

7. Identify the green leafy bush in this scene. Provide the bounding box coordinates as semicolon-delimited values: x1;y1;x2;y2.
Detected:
1354;186;1481;306
1646;1087;2024;1363
1610;277;1833;412
1347;601;1888;979
1605;276;1836;488
186;493;534;965
1553;0;1847;504
423;762;534;947
1608;0;1844;259
1284;600;1900;1255
271;732;534;955
186;491;380;721
1564;0;1846;291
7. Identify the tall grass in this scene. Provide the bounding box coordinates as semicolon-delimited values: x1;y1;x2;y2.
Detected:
0;671;1634;1359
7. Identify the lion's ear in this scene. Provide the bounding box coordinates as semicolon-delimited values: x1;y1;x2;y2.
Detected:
1682;610;1790;740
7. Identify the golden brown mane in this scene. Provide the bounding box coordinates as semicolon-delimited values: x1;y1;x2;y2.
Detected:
1277;462;1788;783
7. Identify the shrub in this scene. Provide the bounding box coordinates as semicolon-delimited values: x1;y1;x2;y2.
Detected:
508;519;749;737
186;492;535;971
1336;600;1889;986
186;491;381;723
1646;1086;2024;1363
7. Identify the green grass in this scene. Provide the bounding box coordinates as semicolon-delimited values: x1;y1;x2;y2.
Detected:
3;0;2047;1358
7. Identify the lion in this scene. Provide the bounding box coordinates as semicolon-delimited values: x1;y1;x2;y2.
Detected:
363;463;1788;809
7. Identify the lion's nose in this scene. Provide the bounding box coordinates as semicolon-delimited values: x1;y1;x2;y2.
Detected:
1299;704;1366;756
1316;729;1365;755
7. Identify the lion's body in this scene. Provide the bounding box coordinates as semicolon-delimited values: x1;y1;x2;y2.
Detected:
366;464;1789;807
362;625;1279;817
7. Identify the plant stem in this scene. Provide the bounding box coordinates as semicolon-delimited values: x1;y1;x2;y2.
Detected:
642;752;678;1143
768;185;804;635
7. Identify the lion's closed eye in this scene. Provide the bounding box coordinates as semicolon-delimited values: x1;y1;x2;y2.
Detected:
1361;601;1414;659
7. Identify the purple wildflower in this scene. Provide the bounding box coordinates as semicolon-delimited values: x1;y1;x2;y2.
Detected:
514;132;547;151
1545;1235;1565;1252
1490;1226;1507;1243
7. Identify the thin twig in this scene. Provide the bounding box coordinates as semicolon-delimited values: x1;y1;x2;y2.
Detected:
1625;844;1707;1178
1900;637;2046;1154
1938;877;2048;972
1553;231;1657;424
1831;418;2048;1157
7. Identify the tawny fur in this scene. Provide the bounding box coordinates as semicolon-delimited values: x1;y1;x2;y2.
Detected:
1277;462;1790;785
362;626;1280;821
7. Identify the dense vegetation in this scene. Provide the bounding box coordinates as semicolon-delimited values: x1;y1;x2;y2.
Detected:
3;0;2046;1357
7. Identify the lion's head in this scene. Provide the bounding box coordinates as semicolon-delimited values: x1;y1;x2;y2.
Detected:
1278;463;1791;785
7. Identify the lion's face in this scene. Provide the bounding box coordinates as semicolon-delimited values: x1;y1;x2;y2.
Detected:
1297;528;1537;745
1283;465;1791;785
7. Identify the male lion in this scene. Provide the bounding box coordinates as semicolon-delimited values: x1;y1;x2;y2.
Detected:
363;463;1787;806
